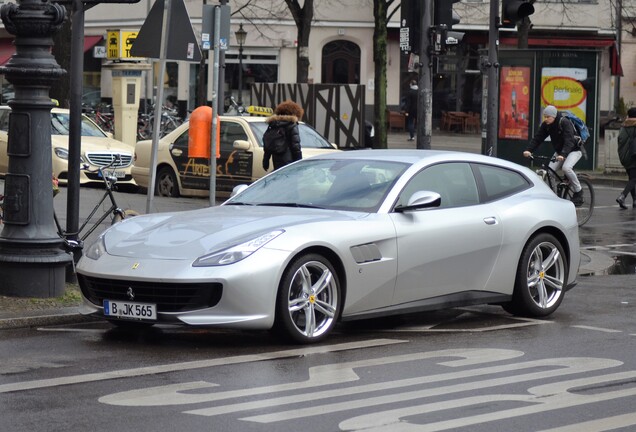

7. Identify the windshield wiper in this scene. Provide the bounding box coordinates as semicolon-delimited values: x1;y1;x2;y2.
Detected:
256;202;325;209
224;202;255;206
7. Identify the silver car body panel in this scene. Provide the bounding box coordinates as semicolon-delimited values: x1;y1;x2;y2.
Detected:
77;149;580;329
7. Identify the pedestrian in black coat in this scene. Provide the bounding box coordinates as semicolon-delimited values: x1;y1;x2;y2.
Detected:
263;100;304;171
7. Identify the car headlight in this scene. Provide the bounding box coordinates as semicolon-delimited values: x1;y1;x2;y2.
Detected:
193;230;284;267
84;235;107;260
54;147;69;160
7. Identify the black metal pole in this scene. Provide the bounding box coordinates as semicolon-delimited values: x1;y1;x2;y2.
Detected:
416;0;432;149
218;0;227;112
238;41;243;105
486;0;499;157
66;0;85;269
0;0;72;296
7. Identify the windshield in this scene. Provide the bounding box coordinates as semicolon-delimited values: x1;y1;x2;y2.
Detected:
50;112;107;138
250;122;335;149
226;158;408;212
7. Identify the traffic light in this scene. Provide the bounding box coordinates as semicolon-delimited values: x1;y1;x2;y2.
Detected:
501;0;535;28
434;0;461;28
434;0;463;52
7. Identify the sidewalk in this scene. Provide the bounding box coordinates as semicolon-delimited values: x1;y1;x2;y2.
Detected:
0;130;627;329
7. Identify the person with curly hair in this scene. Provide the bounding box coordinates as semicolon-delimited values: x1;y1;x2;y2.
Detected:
262;100;304;171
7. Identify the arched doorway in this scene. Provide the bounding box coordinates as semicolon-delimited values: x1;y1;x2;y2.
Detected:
322;40;360;84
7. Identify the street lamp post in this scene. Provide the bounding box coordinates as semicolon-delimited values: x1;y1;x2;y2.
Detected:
235;23;247;105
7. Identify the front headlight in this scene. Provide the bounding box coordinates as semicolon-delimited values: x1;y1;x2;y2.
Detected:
54;147;69;160
192;230;284;267
84;235;107;260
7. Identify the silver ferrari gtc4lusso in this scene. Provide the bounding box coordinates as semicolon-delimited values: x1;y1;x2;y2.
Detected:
76;150;580;343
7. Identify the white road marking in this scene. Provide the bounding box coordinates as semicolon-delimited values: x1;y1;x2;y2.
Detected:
537;413;636;432
100;348;524;408
0;338;405;395
337;371;636;431
243;356;624;424
572;325;623;333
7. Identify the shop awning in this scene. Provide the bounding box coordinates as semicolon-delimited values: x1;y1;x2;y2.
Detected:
0;38;15;66
0;35;103;66
610;42;623;77
498;35;623;77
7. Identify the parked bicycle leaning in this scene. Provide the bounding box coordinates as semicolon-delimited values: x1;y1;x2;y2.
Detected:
615;107;636;209
522;105;585;206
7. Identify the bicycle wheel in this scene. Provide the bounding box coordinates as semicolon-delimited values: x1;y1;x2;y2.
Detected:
111;209;140;225
559;177;594;226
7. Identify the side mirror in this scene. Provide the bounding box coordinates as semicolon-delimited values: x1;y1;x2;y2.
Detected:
395;191;442;212
233;140;250;151
230;184;249;198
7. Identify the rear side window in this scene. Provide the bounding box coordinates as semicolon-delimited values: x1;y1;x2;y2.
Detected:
397;162;480;209
474;164;531;202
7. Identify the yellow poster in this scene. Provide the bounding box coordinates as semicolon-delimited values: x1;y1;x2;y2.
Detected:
540;67;587;121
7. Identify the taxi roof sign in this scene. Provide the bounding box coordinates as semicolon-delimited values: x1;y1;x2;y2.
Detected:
246;106;274;116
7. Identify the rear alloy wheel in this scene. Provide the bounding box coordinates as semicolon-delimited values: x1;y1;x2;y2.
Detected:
506;233;567;317
276;254;341;344
156;166;180;197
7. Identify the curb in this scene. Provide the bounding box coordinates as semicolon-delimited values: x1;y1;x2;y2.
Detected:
0;307;94;330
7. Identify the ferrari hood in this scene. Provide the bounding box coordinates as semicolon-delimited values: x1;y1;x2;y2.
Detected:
102;205;362;259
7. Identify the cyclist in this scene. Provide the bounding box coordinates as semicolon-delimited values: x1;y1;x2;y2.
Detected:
522;105;584;206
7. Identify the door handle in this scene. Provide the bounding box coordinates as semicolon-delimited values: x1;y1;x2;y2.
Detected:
483;217;498;225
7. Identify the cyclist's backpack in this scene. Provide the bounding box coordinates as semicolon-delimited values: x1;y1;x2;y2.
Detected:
262;124;288;154
559;111;590;159
559;111;590;143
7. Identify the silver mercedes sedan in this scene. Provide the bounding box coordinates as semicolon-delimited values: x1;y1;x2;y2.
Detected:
76;150;580;344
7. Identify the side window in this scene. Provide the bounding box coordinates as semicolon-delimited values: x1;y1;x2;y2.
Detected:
0;110;10;131
173;128;189;149
474;164;531;202
397;162;479;208
220;122;248;153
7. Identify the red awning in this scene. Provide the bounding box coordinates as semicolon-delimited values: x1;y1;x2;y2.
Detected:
83;35;103;53
499;36;615;48
610;42;624;77
0;35;103;66
0;38;15;66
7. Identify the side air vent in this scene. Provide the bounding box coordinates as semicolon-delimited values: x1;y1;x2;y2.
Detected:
350;243;382;264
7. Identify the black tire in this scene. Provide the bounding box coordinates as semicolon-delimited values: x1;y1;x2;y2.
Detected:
111;209;140;225
504;233;567;317
275;253;341;344
559;176;594;226
156;166;180;197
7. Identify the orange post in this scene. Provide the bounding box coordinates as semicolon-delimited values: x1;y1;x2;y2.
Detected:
188;106;220;158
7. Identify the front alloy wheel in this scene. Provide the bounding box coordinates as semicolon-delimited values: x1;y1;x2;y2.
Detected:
506;233;567;317
276;254;341;344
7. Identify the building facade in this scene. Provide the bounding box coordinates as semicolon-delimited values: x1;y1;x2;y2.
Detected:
0;0;630;142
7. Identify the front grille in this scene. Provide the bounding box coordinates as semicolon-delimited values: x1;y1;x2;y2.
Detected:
86;152;133;168
78;274;223;313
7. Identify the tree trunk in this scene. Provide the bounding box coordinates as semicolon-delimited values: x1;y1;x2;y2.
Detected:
517;17;531;49
51;6;72;108
373;0;388;149
285;0;313;83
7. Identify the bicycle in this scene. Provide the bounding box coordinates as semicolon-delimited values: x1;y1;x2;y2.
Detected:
529;154;595;226
54;154;139;255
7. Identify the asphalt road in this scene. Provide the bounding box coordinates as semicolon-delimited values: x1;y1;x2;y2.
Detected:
0;273;634;432
2;173;636;431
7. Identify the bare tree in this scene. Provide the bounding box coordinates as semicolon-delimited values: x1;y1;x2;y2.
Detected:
284;0;313;82
371;0;398;149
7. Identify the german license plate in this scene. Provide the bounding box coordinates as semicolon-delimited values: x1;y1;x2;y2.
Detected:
99;170;126;178
103;299;157;320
